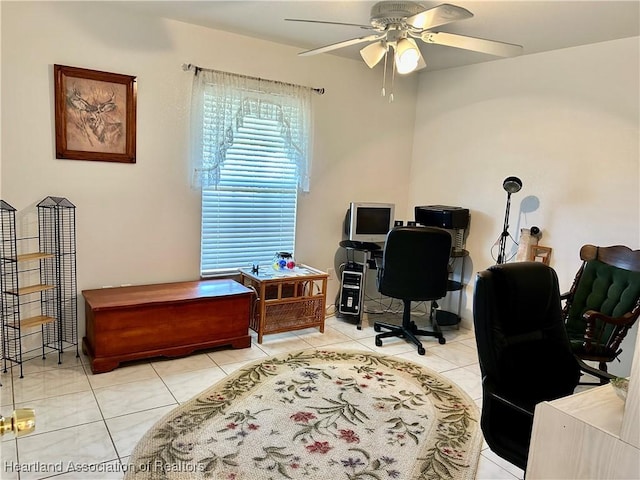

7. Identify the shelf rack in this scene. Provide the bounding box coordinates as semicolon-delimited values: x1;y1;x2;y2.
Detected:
38;196;78;358
0;197;78;379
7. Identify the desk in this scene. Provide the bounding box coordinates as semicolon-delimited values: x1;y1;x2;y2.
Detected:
526;326;640;479
526;386;639;478
239;265;328;343
337;239;466;329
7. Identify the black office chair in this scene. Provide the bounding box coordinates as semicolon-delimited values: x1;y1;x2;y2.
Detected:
473;262;592;470
373;226;451;355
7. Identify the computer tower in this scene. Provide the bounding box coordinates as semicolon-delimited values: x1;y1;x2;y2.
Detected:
338;263;364;315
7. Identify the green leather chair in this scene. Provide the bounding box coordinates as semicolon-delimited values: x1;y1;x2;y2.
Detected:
562;244;640;381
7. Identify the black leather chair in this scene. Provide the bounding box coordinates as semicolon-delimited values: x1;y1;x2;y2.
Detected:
473;262;590;470
373;226;451;355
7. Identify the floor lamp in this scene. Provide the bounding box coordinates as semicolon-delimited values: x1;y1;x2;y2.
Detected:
497;176;523;264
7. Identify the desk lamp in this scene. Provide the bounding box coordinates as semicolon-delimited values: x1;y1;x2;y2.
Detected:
497;176;523;264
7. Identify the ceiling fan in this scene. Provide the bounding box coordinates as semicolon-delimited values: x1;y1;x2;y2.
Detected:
286;2;522;98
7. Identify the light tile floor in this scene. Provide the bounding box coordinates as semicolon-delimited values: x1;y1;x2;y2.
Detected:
0;313;529;480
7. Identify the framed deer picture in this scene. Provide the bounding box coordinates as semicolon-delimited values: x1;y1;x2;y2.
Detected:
54;65;136;163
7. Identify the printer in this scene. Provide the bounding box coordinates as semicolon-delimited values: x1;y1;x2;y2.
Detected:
414;205;470;252
414;205;469;229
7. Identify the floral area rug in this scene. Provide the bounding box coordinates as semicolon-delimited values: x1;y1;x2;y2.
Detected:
125;349;482;480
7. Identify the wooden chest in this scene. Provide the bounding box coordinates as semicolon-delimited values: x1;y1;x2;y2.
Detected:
82;279;252;373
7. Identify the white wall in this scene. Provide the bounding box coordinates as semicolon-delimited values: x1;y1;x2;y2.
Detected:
410;37;640;375
0;2;417;328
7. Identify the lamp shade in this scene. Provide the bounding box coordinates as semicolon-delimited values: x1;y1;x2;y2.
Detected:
395;38;422;74
360;41;387;68
503;176;523;194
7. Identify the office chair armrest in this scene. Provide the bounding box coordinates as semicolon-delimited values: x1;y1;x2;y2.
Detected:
483;379;534;417
575;357;617;382
487;392;535;417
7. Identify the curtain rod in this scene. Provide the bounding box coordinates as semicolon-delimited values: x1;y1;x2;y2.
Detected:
182;63;325;95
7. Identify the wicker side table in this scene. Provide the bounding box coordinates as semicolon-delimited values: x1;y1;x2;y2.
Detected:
239;265;328;343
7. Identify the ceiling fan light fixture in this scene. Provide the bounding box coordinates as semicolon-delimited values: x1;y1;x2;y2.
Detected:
360;41;387;68
395;38;422;74
288;1;523;100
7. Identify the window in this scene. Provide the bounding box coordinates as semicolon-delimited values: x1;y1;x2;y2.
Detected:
189;69;313;276
201;113;297;275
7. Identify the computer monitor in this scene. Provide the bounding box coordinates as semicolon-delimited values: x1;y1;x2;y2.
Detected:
346;202;395;243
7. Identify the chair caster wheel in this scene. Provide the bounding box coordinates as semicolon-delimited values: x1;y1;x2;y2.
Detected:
438;337;446;345
418;346;426;355
374;324;381;332
375;338;382;347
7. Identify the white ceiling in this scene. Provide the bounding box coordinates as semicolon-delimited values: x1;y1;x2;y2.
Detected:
121;1;640;71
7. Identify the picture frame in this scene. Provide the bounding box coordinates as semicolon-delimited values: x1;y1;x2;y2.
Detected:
54;65;137;163
529;245;552;265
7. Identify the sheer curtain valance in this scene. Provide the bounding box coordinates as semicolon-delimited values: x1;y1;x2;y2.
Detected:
189;68;314;192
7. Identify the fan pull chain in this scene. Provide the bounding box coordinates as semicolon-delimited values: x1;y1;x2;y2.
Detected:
389;49;396;103
381;48;388;98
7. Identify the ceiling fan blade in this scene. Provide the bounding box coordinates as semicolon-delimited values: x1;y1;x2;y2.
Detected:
285;18;373;30
298;34;384;57
422;31;523;57
406;3;473;31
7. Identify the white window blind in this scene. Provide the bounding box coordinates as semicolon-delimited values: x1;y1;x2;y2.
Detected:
201;115;298;275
